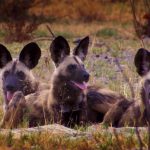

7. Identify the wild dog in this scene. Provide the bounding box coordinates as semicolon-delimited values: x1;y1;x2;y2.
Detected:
1;36;90;128
50;36;90;127
102;48;150;127
0;43;49;128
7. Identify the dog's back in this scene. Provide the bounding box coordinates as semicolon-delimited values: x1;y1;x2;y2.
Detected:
86;86;126;123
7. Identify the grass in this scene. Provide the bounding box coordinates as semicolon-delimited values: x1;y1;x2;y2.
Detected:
0;20;149;149
0;30;6;37
55;31;74;39
96;28;118;38
33;30;49;37
0;128;148;150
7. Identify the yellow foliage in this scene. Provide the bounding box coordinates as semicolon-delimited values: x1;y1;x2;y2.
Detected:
31;0;135;23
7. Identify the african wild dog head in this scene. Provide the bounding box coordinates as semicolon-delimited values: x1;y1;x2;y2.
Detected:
134;48;150;107
0;43;41;108
50;36;90;106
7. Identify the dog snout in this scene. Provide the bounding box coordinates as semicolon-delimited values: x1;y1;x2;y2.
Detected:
83;72;90;82
6;85;16;91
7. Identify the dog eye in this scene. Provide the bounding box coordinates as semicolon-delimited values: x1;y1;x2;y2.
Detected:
68;64;77;70
4;71;10;77
17;71;25;79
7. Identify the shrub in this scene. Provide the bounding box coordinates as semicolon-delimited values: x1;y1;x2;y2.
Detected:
0;0;50;42
130;0;150;38
142;13;150;37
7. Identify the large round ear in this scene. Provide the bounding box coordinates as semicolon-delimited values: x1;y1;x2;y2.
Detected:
134;48;150;76
0;44;12;68
50;36;70;67
19;42;41;69
73;36;89;61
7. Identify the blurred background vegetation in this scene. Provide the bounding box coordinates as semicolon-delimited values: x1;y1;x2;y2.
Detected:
0;0;149;42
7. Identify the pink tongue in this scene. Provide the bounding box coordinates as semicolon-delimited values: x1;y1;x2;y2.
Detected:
71;81;87;90
6;91;14;101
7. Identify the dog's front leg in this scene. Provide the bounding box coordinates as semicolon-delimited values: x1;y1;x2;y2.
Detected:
0;91;26;128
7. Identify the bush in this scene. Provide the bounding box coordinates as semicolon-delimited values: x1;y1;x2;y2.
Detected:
0;0;50;42
142;13;150;37
131;0;150;38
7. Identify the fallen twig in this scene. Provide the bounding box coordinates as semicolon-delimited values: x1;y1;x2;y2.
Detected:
46;24;55;38
31;36;53;42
